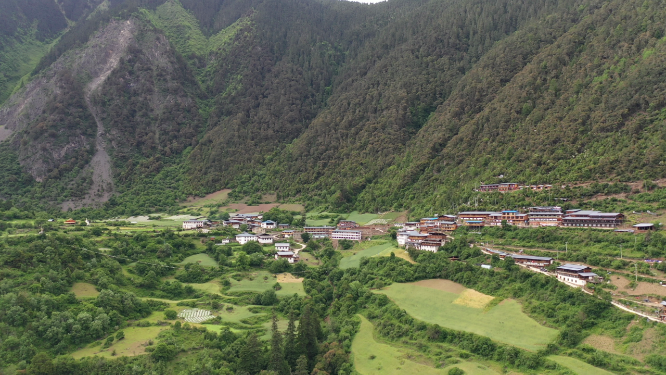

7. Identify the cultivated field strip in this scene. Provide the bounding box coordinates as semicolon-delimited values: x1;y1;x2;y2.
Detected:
178;308;215;323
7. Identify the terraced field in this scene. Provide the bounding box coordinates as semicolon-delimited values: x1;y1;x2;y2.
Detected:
352;315;499;375
178;308;215;323
340;242;397;269
376;280;559;351
548;355;614;374
227;271;306;296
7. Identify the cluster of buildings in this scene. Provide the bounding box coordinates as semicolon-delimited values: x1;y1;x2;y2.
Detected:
221;213;289;232
457;207;627;229
476;183;552;192
394;215;457;252
303;226;363;241
483;248;600;286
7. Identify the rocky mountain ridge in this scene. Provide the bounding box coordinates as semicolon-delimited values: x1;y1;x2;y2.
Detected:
0;0;665;214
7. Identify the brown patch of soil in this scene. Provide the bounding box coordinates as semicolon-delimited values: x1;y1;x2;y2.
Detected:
625;328;661;360
411;279;466;294
583;335;619;355
611;275;666;296
183;189;231;205
226;203;280;214
277;273;304;283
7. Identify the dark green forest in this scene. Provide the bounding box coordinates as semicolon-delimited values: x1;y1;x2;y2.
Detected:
1;0;666;215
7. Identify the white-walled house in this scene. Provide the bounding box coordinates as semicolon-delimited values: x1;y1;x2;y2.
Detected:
397;231;419;247
261;220;277;229
275;251;299;263
275;243;291;252
331;230;362;241
236;232;258;244
418;240;442;252
183;220;206;230
258;234;274;244
282;230;295;238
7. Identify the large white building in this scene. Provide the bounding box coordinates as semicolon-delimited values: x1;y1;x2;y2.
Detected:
261;220;277;229
556;264;599;286
236;232;258;244
397;231;419;247
258;234;274;244
418;240;442;252
275;251;299;263
183;220;206;230
275;243;291;252
331;230;362;241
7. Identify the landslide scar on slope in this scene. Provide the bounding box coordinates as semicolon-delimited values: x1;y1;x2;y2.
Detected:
63;19;137;210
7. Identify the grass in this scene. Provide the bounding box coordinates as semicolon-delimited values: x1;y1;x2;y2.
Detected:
70;326;167;359
227;271;306;296
179;253;219;267
278;203;305;211
375;246;415;264
181;189;231;207
340;242;396;269
71;282;100;298
185;280;222;295
352;315;499;375
346;212;381;225
376;281;559;351
548;355;614;375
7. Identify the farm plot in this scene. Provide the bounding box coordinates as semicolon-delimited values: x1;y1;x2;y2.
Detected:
179;253;219;267
352;315;499;375
185;280;222;295
71;282;100;298
178;308;215;323
375;247;415;264
548;355;614;375
227;271;306;296
340;242;396;269
71;326;166;359
345;212;380;225
376;280;558;351
611;275;666;296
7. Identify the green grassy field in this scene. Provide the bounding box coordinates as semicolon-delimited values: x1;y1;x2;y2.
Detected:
340;242;396;269
71;326;167;359
71;282;100;298
227;271;306;296
218;305;265;324
352;315;499;375
346;212;381;225
376;281;559;351
548;355;614;375
181;189;231;207
185;280;222;294
179;253;219;267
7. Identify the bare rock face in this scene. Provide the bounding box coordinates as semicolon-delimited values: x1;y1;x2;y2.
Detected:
0;16;202;208
0;19;137;189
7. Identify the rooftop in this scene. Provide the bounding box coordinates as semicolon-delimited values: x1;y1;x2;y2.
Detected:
236;232;257;237
557;264;589;271
510;254;553;261
277;251;294;256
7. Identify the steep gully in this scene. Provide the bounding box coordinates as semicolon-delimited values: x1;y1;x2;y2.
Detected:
62;20;136;209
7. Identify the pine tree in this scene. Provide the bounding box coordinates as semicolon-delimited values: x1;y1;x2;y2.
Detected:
283;311;299;368
238;333;263;374
294;355;309;375
268;314;285;374
297;304;319;366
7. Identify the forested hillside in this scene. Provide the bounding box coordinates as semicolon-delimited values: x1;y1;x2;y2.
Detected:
0;0;666;214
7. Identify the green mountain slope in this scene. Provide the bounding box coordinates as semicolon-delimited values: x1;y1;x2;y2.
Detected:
1;0;666;214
